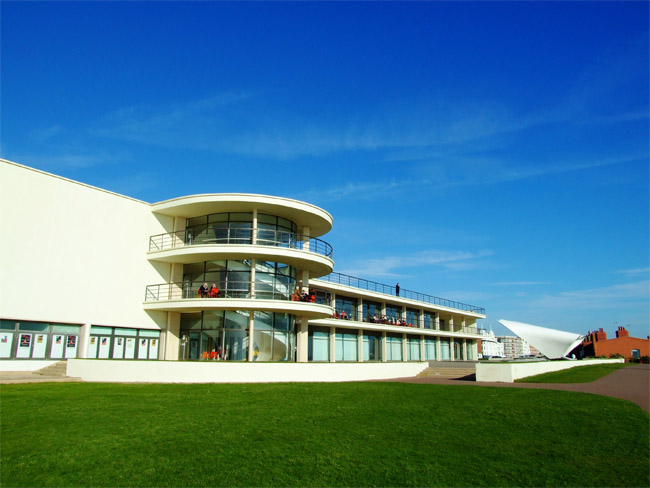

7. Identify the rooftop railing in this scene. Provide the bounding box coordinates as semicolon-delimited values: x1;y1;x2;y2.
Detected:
148;227;333;258
317;272;486;315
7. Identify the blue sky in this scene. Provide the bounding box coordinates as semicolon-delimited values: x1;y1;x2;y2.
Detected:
2;1;648;338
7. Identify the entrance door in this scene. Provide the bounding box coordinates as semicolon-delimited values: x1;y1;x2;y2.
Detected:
97;336;111;358
65;336;78;358
0;332;14;358
50;335;65;359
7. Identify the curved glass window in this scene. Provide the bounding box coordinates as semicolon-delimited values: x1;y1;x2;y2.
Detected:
252;311;294;361
363;331;382;361
407;337;421;361
185;212;297;247
182;260;295;300
335;328;358;361
180;311;294;361
308;326;330;362
424;338;437;360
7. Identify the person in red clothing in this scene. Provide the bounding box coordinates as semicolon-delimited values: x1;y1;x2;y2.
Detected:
209;283;219;298
198;282;209;298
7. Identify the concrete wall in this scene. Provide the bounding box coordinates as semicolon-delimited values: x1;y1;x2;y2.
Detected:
476;358;625;383
67;359;428;383
0;160;169;330
0;360;59;371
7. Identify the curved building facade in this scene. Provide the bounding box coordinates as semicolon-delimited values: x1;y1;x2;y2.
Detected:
0;159;485;366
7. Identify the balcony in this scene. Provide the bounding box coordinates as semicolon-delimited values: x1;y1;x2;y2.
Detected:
316;272;486;315
143;281;333;318
149;228;332;257
147;228;334;277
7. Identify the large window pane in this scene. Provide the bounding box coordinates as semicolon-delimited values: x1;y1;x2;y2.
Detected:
309;326;330;362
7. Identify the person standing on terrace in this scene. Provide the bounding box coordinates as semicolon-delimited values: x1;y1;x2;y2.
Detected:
396;283;400;296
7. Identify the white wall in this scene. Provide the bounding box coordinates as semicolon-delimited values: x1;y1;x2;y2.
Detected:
0;160;169;330
67;359;427;383
476;358;625;383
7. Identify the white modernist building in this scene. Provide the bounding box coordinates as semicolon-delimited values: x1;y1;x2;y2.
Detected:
0;159;486;369
478;328;505;358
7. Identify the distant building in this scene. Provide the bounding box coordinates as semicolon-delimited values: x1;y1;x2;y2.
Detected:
582;326;649;361
477;328;505;358
497;335;531;359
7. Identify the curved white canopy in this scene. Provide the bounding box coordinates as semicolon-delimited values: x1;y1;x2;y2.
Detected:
498;319;584;359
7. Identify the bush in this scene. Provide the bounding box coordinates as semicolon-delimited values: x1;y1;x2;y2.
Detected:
642;356;650;364
609;353;625;359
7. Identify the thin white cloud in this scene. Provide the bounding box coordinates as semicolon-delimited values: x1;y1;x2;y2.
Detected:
338;249;492;278
532;280;649;309
493;281;552;286
615;267;650;276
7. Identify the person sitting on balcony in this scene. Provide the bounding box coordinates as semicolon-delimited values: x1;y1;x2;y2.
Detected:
209;283;219;298
291;288;300;301
309;290;316;302
301;291;309;302
339;310;348;320
198;282;210;298
332;311;339;319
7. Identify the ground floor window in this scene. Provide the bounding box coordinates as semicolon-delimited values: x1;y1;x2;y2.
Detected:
424;338;437;360
440;338;450;360
407;337;421;361
335;329;358;361
180;310;293;361
308;326;330;362
386;333;403;361
467;341;474;360
363;331;382;361
87;326;160;360
0;319;80;360
454;340;463;360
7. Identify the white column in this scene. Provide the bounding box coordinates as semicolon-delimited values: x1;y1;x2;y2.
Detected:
78;323;91;359
164;312;181;360
463;339;467;361
435;313;440;330
402;333;407;361
297;317;309;362
381;331;387;362
450;339;456;361
250;258;256;298
357;299;363;322
420;334;425;360
252;209;258;245
302;226;310;252
436;336;441;361
420;309;425;328
329;326;336;362
248;311;255;362
358;329;364;362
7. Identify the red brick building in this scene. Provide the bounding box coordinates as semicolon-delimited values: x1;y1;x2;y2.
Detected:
582;326;649;360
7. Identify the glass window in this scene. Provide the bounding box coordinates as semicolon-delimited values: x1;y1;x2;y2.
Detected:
424;338;437;360
139;330;161;338
406;309;419;327
362;301;381;322
335;296;358;321
407;337;421;361
202;312;224;330
19;322;49;332
335;329;358;361
308;326;330;362
51;325;81;334
440;338;450;360
114;328;138;336
423;312;436;329
90;326;113;334
386;305;401;322
386;333;403;361
467;341;474;360
363;332;382;361
0;320;16;330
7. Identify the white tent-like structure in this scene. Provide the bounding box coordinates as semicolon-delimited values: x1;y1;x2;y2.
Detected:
498;319;584;360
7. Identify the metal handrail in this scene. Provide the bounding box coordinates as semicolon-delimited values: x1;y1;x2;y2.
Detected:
145;281;333;303
317;272;486;314
148;227;333;258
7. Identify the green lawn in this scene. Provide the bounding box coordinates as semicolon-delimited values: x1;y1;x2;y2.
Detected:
516;362;630;383
1;382;648;487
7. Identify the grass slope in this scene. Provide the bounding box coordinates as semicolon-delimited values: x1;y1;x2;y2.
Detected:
1;382;648;487
517;363;629;383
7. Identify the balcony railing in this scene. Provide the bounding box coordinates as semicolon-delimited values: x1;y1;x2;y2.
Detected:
329;312;478;334
148;227;333;258
318;272;486;315
145;281;332;304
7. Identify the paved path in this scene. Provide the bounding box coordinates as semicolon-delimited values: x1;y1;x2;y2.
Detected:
384;364;650;412
0;371;81;384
